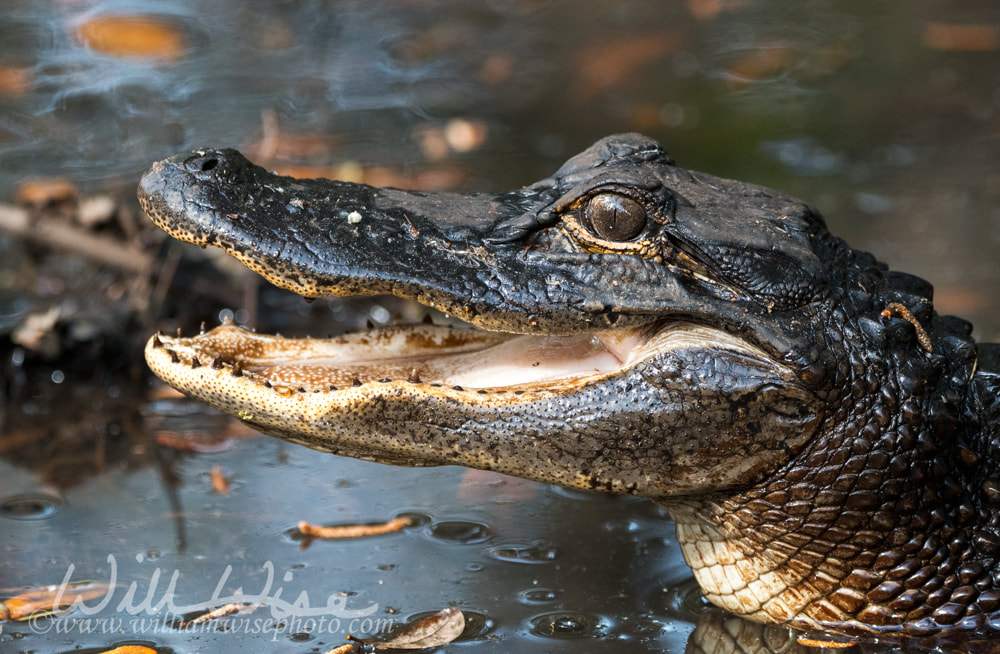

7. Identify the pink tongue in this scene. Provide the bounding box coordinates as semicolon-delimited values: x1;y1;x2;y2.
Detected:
593;328;646;365
441;333;626;388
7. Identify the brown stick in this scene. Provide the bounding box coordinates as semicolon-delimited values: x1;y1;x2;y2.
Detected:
298;516;413;539
0;203;153;274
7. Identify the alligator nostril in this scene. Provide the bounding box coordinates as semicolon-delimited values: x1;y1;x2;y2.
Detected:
200;158;218;172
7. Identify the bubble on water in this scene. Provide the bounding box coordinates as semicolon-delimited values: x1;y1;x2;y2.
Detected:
0;493;62;519
519;588;560;604
529;611;606;639
489;541;558;564
428;520;492;544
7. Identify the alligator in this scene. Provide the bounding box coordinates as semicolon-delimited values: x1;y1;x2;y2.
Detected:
139;133;1000;637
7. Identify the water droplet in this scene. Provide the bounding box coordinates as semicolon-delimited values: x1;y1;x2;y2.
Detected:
396;512;430;528
428;520;491;544
519;588;560;604
489;541;557;564
0;493;61;519
648;578;708;622
625;613;672;637
529;611;605;639
455;610;493;641
603;518;641;534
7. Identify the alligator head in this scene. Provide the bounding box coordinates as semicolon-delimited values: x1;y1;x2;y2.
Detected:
139;134;1000;636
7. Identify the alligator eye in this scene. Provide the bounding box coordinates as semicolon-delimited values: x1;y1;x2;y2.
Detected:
582;194;647;241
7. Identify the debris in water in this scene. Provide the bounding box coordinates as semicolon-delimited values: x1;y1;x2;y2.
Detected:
0;581;112;621
211;466;231;495
75;15;187;62
347;607;465;650
298;516;413;541
177;602;259;628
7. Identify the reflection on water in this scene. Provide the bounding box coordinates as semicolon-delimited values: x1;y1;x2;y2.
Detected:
0;1;998;652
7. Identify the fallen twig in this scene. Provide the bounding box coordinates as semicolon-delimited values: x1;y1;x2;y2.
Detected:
0;203;153;273
298;516;413;540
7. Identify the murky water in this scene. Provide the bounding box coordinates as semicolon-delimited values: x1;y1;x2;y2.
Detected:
1;1;999;652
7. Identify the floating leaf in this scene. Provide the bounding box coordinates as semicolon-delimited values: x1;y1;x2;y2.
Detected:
0;581;112;621
923;22;999;52
349;607;465;650
97;646;158;654
210;465;231;495
15;177;77;209
76;15;187;62
0;65;31;96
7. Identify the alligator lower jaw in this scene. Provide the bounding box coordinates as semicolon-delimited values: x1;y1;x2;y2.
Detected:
145;317;803;490
145;318;766;402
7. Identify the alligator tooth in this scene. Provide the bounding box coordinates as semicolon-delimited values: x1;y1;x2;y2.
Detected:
191;357;201;369
211;355;224;369
231;364;243;377
169;349;180;363
408;369;422;383
152;335;164;348
352;377;362;387
199;321;206;334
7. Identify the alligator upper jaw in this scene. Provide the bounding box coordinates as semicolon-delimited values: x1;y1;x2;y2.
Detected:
136;143;812;340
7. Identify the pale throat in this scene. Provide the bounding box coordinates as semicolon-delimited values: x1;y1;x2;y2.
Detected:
668;504;860;630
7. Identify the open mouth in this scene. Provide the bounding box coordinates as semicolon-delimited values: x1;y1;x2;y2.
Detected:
146;317;773;400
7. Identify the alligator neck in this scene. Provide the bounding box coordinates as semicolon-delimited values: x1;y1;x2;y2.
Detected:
669;326;1000;634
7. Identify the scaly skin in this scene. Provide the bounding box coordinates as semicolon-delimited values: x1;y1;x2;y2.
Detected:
139;134;1000;636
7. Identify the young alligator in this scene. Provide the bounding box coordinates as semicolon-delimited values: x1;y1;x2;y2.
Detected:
139;134;1000;636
